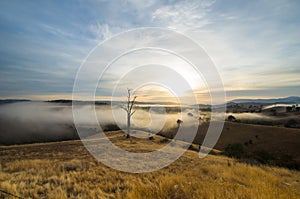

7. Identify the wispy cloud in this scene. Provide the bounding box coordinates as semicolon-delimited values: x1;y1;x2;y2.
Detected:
89;23;113;41
0;0;299;100
151;0;215;30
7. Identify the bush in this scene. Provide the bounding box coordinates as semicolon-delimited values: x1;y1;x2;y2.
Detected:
253;151;299;169
285;119;297;128
225;143;244;158
227;115;236;122
102;124;121;131
253;150;275;165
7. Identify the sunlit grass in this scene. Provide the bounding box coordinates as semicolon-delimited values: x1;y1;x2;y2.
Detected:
1;131;300;199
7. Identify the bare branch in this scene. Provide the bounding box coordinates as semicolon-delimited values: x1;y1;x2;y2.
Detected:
130;110;136;116
121;105;128;112
129;96;137;112
121;101;128;111
127;88;131;110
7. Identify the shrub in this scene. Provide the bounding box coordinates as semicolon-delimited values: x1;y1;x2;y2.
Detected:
102;124;121;131
225;143;244;158
227;115;236;122
276;154;298;170
253;150;275;165
253;151;299;169
284;119;297;128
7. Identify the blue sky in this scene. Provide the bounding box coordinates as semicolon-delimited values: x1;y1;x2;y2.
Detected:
0;0;300;101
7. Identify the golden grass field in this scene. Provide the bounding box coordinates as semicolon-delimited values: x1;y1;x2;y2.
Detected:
1;129;300;199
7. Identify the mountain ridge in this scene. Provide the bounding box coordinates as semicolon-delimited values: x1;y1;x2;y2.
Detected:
230;96;300;104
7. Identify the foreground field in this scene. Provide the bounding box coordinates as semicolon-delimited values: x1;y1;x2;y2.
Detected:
1;131;300;199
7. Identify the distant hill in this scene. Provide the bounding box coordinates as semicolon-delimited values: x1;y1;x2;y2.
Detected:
0;99;31;104
46;99;179;106
230;96;300;104
47;99;109;105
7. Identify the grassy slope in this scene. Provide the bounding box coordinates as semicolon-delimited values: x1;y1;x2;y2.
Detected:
215;122;300;159
1;131;300;199
161;122;300;163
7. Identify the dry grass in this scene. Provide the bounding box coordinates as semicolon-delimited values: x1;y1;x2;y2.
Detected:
1;131;300;199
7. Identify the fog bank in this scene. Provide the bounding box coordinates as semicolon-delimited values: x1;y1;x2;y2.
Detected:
0;102;200;145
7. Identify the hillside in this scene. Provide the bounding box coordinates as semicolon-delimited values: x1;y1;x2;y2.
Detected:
1;131;300;199
160;122;300;167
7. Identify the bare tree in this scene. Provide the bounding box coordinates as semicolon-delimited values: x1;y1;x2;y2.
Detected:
121;89;137;138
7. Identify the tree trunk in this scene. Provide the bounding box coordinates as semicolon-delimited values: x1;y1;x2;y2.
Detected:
127;113;130;138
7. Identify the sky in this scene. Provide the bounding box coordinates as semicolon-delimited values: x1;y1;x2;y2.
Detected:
0;0;300;103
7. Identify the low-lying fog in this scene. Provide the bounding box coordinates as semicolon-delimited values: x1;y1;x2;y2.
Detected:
0;102;201;145
0;102;289;145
